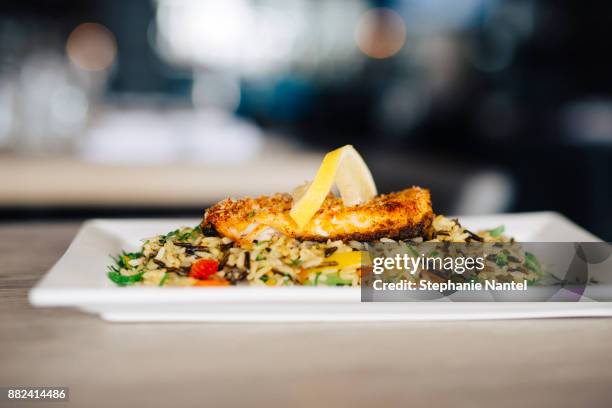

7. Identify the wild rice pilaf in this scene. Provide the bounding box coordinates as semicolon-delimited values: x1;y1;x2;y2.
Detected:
107;215;543;287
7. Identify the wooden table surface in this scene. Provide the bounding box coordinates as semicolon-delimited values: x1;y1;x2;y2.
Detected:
1;223;612;408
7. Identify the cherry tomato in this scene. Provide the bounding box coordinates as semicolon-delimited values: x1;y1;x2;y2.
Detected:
190;259;219;280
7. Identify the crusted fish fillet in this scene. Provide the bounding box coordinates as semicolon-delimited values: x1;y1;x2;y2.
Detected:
202;187;433;243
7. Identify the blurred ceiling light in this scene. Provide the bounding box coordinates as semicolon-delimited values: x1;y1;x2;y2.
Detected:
153;0;366;77
66;22;117;71
155;0;300;75
355;8;406;59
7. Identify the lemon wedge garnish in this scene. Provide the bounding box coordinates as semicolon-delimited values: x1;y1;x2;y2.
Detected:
290;145;377;228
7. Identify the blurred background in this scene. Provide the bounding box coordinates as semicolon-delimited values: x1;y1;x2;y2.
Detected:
0;0;610;239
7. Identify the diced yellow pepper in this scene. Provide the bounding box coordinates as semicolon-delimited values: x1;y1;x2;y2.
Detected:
308;251;369;273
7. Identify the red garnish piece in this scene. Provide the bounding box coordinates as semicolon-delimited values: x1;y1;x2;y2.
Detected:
190;259;219;280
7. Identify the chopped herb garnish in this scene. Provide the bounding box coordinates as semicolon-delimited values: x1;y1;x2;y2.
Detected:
175;226;203;241
107;270;144;286
325;274;352;286
314;272;321;286
159;273;168;287
495;252;508;267
164;229;179;240
524;252;541;274
110;251;142;269
470;276;484;285
177;231;192;241
488;225;505;237
407;245;420;258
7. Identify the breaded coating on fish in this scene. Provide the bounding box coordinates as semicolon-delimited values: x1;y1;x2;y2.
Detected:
203;187;433;244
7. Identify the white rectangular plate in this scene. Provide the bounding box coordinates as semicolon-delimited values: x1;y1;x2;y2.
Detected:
29;212;612;322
